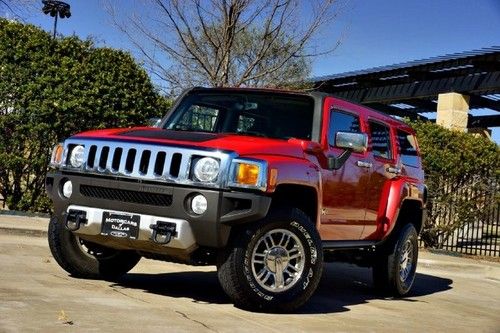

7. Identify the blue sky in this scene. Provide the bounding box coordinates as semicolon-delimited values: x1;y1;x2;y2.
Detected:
5;0;500;142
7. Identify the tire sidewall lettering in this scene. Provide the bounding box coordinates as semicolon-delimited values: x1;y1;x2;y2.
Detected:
244;248;274;301
290;221;318;265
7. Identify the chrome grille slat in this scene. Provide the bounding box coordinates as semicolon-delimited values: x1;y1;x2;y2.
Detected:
161;153;174;178
147;151;158;177
118;148;129;174
132;150;143;175
94;145;104;171
105;147;115;172
177;155;190;181
62;138;233;188
82;146;91;169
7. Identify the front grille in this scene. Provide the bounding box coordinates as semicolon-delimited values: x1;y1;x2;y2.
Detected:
80;185;173;206
81;143;185;178
61;138;231;187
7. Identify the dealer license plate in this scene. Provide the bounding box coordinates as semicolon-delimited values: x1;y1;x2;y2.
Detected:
101;212;140;239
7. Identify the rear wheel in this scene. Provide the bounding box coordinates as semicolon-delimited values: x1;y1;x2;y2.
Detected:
373;223;418;296
217;208;323;312
48;216;141;280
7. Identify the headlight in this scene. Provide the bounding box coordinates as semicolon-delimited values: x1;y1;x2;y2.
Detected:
193;157;220;182
229;159;267;190
50;143;64;167
69;145;85;168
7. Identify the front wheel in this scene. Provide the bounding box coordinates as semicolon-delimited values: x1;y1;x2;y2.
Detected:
48;216;141;280
217;208;323;312
373;223;418;296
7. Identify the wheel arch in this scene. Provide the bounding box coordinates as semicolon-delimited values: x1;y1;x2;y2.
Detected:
270;183;319;227
395;198;424;234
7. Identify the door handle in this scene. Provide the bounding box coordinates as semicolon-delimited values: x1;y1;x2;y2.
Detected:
387;166;401;175
356;160;372;168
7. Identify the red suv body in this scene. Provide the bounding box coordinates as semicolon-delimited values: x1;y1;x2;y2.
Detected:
46;87;426;312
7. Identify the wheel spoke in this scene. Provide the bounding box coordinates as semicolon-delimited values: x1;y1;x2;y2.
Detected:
287;263;299;272
278;233;286;246
289;246;299;255
264;235;274;249
283;234;291;248
404;267;409;280
256;268;267;280
262;271;272;284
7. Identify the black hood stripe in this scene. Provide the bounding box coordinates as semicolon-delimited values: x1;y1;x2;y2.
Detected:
120;129;222;142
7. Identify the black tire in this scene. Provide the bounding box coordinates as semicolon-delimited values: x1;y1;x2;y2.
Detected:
217;208;323;312
48;216;141;280
372;223;418;296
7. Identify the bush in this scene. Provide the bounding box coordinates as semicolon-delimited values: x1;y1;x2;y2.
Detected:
409;120;500;248
0;19;169;212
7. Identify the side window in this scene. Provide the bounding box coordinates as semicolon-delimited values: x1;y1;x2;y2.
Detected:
328;110;361;146
369;121;392;159
396;130;419;166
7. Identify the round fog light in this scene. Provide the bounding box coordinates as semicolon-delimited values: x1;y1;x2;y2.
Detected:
191;194;207;215
62;180;73;198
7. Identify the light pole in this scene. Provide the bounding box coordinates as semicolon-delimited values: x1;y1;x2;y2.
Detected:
41;0;71;39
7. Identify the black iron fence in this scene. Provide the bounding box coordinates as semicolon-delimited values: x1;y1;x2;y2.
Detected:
430;177;500;257
441;202;499;256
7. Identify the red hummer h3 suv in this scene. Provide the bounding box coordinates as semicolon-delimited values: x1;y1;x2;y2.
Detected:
46;87;426;312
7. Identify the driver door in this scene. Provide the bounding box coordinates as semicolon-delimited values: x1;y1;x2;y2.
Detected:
320;108;370;240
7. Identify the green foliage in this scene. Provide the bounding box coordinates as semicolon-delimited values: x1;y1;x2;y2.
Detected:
0;19;168;212
409;120;500;248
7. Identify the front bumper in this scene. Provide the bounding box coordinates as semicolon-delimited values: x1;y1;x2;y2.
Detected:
46;172;272;250
65;204;196;249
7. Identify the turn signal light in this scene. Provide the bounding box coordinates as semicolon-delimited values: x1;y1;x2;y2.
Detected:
236;163;260;185
51;143;64;166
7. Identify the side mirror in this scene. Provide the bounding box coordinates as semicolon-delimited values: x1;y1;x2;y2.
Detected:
327;132;368;170
147;118;162;128
335;132;368;153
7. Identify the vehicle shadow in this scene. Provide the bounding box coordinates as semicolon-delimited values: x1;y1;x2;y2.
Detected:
111;262;453;314
298;262;453;314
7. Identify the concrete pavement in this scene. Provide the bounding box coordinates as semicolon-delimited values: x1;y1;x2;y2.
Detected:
0;214;499;332
0;214;48;237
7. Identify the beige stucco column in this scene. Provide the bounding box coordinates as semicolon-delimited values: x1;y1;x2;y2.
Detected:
436;92;470;132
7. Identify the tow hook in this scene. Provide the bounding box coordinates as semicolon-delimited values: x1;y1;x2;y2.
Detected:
150;221;177;244
64;210;87;231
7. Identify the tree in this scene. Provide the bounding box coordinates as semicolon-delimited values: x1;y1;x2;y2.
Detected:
109;0;344;93
0;0;38;19
409;120;500;248
0;19;168;211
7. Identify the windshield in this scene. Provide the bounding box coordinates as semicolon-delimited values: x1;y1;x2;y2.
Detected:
163;91;315;140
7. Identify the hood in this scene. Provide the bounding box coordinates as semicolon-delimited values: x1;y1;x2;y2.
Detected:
73;127;308;159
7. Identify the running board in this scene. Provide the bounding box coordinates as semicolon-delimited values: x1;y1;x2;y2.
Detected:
322;240;377;250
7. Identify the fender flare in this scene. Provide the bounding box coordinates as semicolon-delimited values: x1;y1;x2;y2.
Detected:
376;179;424;240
